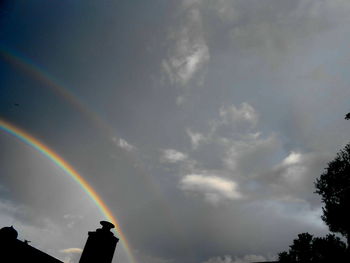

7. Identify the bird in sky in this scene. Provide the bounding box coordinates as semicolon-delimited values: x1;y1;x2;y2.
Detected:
345;112;350;120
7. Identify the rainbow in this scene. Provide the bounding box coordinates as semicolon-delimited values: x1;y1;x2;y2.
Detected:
0;45;113;137
0;118;136;263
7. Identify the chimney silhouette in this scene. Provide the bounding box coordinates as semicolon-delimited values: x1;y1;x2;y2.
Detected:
79;221;119;263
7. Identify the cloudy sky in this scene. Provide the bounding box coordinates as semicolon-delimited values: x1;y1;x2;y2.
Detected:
1;1;350;263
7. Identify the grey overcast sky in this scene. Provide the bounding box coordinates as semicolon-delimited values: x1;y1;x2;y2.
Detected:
1;1;350;263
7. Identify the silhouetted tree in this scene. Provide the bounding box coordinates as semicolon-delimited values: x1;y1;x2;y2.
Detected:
288;233;313;263
315;143;350;246
277;233;347;262
278;113;350;262
312;234;347;262
278;251;292;263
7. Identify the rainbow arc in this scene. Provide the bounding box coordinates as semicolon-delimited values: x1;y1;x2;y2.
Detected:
0;118;136;263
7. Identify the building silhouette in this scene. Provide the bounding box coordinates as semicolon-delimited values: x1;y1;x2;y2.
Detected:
79;221;119;263
0;221;119;263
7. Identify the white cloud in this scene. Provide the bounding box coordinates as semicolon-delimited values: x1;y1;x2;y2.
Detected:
161;149;188;163
276;152;307;186
186;129;206;149
112;137;135;152
219;103;258;129
60;248;83;263
282;151;302;166
203;255;235;263
276;152;308;184
203;254;268;263
162;3;209;86
186;103;259;151
60;248;83;254
223;134;279;174
263;151;330;205
180;174;241;204
182;102;280;201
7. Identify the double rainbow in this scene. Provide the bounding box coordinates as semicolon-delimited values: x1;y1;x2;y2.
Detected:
0;118;136;263
0;45;107;132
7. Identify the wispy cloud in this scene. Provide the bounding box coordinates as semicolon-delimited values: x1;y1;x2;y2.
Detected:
112;137;135;152
161;149;188;163
162;1;209;87
186;129;206;149
219;103;258;129
63;214;83;228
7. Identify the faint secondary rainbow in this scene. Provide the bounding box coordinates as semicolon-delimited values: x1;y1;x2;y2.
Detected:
0;118;137;263
0;45;112;136
0;46;192;255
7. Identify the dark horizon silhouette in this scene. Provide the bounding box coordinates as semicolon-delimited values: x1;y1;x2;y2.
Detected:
0;221;280;263
0;221;119;263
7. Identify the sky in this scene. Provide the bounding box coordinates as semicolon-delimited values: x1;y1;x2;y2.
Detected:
1;1;350;263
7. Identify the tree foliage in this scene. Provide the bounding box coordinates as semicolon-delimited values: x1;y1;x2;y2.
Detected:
278;114;350;262
315;143;350;242
278;233;347;263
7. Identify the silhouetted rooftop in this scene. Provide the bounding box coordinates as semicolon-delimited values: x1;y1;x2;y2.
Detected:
0;226;63;263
